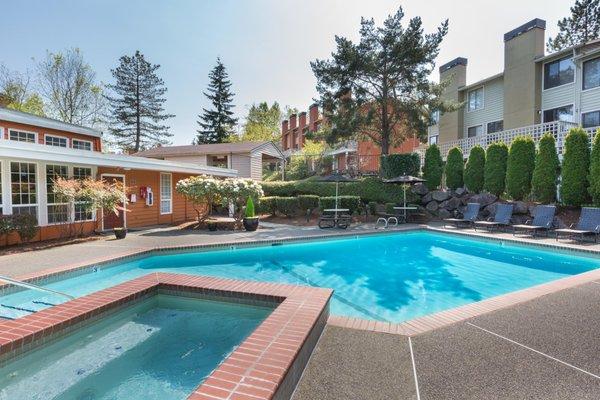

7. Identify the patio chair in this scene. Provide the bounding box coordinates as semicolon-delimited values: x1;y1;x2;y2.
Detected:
318;211;352;229
512;205;556;237
474;203;514;232
555;207;600;243
444;203;480;228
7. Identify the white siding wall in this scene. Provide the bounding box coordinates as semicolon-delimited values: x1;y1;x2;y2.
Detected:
542;82;575;114
249;153;263;180
462;77;504;137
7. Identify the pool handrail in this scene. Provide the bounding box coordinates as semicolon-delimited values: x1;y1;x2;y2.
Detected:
0;274;74;300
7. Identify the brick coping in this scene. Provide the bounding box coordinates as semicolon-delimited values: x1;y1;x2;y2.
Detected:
0;273;332;400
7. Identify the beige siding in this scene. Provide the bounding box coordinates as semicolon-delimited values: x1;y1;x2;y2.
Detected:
581;87;600;114
249;153;263;180
463;77;504;137
428;124;439;139
541;82;575;113
162;155;208;165
230;154;251;178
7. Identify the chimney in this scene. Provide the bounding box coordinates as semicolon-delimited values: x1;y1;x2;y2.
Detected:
438;57;467;142
290;114;297;130
298;111;307;130
503;18;546;129
308;103;319;130
282;120;289;133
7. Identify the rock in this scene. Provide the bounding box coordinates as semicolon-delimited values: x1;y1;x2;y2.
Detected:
439;197;461;211
469;193;497;206
421;193;433;205
412;183;428;196
528;204;537;216
437;208;452;219
513;201;529;214
484;202;498;217
553;216;566;229
431;190;450;202
426;201;439;212
455;187;467;196
510;214;529;225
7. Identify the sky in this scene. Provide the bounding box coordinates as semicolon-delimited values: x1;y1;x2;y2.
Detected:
2;0;572;145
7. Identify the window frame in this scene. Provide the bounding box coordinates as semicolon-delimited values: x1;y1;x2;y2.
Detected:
8;129;38;144
486;120;504;134
467;86;484;112
582;56;600;91
160;172;173;215
582;110;600;129
44;134;69;148
45;164;70;225
542;104;575;123
543;56;576;91
72;166;94;222
466;124;483;138
428;135;439;145
72;139;93;151
10;161;39;220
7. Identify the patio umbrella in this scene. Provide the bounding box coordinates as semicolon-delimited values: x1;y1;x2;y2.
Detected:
383;175;426;220
317;172;356;218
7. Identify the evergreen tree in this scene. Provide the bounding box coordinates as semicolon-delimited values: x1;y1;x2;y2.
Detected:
531;133;560;203
464;146;486;194
105;51;174;152
484;142;509;197
196;58;237;144
561;128;590;206
547;0;600;52
506;136;535;201
445;147;464;190
423;144;443;190
589;129;600;206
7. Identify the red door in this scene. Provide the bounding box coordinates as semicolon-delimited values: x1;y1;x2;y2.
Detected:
102;176;125;230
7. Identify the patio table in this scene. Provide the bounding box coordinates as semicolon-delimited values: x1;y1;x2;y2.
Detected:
320;208;351;229
393;206;419;222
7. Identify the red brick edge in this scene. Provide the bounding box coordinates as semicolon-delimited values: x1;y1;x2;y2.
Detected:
0;273;332;400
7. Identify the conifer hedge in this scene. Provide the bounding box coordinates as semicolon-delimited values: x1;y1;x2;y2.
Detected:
531;133;560;203
589;129;600;206
560;128;590;206
445;147;464;190
464;145;485;193
484;142;508;196
423;144;443;190
506;136;535;200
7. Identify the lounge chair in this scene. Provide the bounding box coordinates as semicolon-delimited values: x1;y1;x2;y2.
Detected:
474;203;514;232
318;211;351;229
512;205;556;237
555;207;600;243
444;203;480;228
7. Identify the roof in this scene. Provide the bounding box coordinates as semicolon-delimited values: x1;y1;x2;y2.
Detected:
535;38;600;63
0;107;103;138
134;141;284;159
0;140;237;177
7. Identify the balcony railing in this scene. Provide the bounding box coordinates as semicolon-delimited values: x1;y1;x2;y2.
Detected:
417;121;600;162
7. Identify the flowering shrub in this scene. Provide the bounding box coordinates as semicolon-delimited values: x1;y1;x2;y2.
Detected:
53;177;127;216
219;178;264;221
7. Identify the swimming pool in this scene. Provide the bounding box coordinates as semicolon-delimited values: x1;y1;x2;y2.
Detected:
0;295;272;400
2;231;599;323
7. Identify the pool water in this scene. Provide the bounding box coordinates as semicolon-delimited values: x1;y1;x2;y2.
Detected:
1;231;599;323
0;295;272;400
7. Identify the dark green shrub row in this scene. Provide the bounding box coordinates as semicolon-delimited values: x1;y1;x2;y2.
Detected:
257;196;277;215
464;145;485;193
531;133;560;203
298;195;320;212
380;153;420;179
506;136;536;200
0;214;39;243
484;142;508;196
561;128;590;206
319;196;362;215
590;129;600;206
445;147;464;190
423;144;443;190
275;197;299;217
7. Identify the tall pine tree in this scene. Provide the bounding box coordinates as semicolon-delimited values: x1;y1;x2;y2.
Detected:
105;51;174;153
547;0;600;52
196;58;237;144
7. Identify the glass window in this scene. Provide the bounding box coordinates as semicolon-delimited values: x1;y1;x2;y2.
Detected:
0;163;2;215
582;111;600;129
544;57;575;89
160;173;172;214
543;105;574;123
72;167;93;221
72;139;92;151
431;110;440;125
467;87;484;111
9;130;36;143
10;162;37;219
583;57;600;90
467;125;483;138
429;135;439;145
487;120;504;134
46;164;69;224
45;135;67;147
73;167;92;180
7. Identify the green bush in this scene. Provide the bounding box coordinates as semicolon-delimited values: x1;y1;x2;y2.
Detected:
0;216;13;236
531;133;560;203
561;128;590;206
589;129;600;206
244;197;256;218
319;196;361;215
385;203;396;214
275;197;299;217
506;136;535;200
367;201;378;215
423;144;443;190
285;157;310;180
380;153;420;179
464;145;485;193
298;195;320;213
484;142;508;196
12;214;38;243
445;147;464;190
258;196;277;215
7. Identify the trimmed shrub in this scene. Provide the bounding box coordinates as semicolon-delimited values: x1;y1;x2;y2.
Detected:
12;214;38;243
258;196;277;215
561;127;590;206
423;144;443;190
445;147;464;190
506;136;535;200
380;153;420;179
0;215;13;237
484;142;508;196
298;195;320;213
531;133;560;203
244;197;256;218
319;196;361;215
589;129;600;206
367;201;378;216
464;145;485;193
275;197;299;217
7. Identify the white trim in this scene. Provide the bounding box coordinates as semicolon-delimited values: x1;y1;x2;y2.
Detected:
581;109;600;129
541;103;575;123
159;172;172;215
542;55;576;91
0;107;102;137
44;163;70;226
8;128;38;144
43;133;69;148
8;160;41;223
466;86;484;112
486;119;504;134
0;126;4;140
466;124;484;138
100;173;127;231
581;55;600;92
71;138;93;151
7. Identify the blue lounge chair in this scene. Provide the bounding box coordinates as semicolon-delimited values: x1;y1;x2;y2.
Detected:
474;203;514;232
555;207;600;243
444;203;480;228
512;205;556;237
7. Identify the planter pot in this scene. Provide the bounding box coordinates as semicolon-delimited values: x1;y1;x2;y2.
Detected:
207;223;218;232
113;228;127;240
243;217;259;232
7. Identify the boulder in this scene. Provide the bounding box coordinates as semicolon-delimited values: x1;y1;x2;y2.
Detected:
528;204;537;216
483;203;498;217
510;214;529;225
426;201;439;212
513;201;529;214
431;190;450;202
440;197;462;211
455;187;467;197
469;193;497;206
421;193;433;205
437;208;452;219
412;183;428;196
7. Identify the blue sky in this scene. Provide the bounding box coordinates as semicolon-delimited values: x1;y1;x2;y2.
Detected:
3;0;570;145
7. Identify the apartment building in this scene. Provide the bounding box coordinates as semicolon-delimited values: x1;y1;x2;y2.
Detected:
427;18;600;157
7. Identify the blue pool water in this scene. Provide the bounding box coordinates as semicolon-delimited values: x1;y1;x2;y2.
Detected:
0;295;272;400
1;231;599;323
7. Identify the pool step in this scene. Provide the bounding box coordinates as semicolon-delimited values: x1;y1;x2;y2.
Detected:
0;299;61;319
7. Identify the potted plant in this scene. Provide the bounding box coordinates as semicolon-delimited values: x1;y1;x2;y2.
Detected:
113;227;127;239
242;197;259;231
